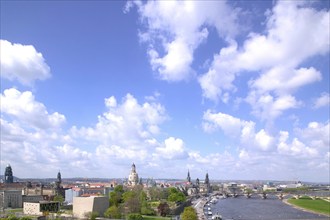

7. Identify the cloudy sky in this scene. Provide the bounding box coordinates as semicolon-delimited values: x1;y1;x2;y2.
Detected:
1;0;329;182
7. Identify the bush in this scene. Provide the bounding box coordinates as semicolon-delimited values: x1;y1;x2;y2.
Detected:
104;205;122;219
7;215;19;220
126;213;143;220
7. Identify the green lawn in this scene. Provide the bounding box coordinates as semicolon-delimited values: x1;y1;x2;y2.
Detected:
288;197;330;216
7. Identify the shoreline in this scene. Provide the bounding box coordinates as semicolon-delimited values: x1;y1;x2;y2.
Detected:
282;198;330;218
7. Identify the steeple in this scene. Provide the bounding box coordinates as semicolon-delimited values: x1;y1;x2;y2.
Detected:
205;172;209;185
57;171;62;184
131;163;136;173
186;170;191;183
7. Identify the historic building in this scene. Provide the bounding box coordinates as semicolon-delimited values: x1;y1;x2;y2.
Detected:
186;170;191;184
199;172;211;194
54;171;65;198
4;164;14;184
128;163;139;186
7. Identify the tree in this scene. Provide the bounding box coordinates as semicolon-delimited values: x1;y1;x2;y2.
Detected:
104;205;122;219
53;194;64;204
181;206;198;220
123;190;141;213
110;185;125;206
167;187;186;203
157;202;170;217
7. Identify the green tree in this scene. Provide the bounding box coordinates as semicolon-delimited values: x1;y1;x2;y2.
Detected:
181;206;198;220
53;194;64;204
167;187;186;203
123;190;141;214
110;185;125;206
104;205;122;219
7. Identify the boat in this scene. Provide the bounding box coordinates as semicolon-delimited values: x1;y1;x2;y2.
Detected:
212;212;222;220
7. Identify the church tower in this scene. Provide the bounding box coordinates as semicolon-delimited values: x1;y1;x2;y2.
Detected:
205;172;210;193
128;163;139;186
4;164;14;183
186;170;191;183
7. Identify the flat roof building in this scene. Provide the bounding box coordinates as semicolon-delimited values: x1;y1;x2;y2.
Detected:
23;201;59;216
73;196;109;218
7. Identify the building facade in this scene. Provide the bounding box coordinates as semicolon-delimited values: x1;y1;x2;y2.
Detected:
23;201;59;216
73;196;109;218
0;190;23;208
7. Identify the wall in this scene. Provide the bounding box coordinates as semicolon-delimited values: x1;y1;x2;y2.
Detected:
73;196;109;218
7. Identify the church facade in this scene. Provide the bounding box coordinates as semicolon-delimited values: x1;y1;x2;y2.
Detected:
127;163;139;186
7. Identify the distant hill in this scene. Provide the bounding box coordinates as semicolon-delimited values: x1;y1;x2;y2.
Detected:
0;175;20;182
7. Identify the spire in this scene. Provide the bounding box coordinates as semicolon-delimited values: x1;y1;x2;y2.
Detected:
187;170;191;183
205;172;209;185
131;163;136;173
57;171;62;184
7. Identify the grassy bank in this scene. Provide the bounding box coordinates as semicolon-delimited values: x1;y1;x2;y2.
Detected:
287;197;330;216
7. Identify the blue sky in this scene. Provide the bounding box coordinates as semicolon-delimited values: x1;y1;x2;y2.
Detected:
1;0;329;182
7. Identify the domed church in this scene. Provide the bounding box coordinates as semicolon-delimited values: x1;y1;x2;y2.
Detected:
128;163;139;186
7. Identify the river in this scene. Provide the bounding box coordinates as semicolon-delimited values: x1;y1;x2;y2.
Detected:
205;195;329;220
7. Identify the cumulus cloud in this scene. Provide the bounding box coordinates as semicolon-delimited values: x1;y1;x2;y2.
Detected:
71;93;167;146
129;1;239;81
1;88;66;130
199;1;329;121
203;110;277;151
313;92;330;109
0;39;51;86
295;121;330;150
155;137;188;160
246;93;302;120
277;135;318;158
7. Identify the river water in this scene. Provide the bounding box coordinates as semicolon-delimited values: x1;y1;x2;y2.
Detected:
206;195;329;220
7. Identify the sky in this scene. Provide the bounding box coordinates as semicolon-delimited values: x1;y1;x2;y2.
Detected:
0;0;329;183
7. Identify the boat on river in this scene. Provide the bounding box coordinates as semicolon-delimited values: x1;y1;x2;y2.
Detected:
212;212;222;220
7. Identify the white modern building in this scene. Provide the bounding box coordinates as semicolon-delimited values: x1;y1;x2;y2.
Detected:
73;196;109;218
23;201;60;216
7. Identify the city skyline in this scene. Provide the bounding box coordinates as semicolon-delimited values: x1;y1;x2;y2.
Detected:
1;1;329;182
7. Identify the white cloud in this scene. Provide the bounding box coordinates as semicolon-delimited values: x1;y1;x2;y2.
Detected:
203;110;248;137
199;1;329;114
1;88;66;130
255;129;274;151
71;93;167;146
155;137;188;160
0;39;51;86
250;67;322;95
296;121;330;150
313;92;330;109
277;136;318;158
130;0;239;81
203;110;276;151
246;93;302;120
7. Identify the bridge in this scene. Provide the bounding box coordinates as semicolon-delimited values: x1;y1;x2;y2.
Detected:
215;190;330;200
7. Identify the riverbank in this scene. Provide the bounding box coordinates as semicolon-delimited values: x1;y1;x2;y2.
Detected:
283;198;330;217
